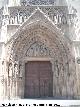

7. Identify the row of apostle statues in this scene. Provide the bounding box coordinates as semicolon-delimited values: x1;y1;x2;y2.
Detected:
8;62;22;78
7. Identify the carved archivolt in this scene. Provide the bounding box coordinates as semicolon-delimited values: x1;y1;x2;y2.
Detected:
9;22;68;59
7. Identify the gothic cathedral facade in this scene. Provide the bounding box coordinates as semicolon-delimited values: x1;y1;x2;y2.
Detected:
0;0;79;99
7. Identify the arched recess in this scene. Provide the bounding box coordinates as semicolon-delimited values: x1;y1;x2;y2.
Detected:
6;19;77;99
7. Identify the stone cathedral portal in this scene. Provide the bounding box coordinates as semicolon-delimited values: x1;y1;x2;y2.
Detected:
0;0;79;100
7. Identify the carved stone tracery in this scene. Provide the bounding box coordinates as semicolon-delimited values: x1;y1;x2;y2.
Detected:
7;6;68;28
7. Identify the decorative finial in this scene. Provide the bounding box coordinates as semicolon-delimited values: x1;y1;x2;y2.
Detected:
36;6;40;10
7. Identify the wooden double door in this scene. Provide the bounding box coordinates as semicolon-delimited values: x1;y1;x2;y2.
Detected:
24;61;53;98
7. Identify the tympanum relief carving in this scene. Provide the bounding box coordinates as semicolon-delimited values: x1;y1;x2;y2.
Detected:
26;41;51;57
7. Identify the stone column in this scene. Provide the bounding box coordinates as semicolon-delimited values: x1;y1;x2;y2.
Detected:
15;61;24;99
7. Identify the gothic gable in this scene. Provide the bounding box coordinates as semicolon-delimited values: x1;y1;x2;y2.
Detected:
7;7;65;44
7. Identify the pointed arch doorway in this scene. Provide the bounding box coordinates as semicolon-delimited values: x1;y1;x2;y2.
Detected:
24;61;53;98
